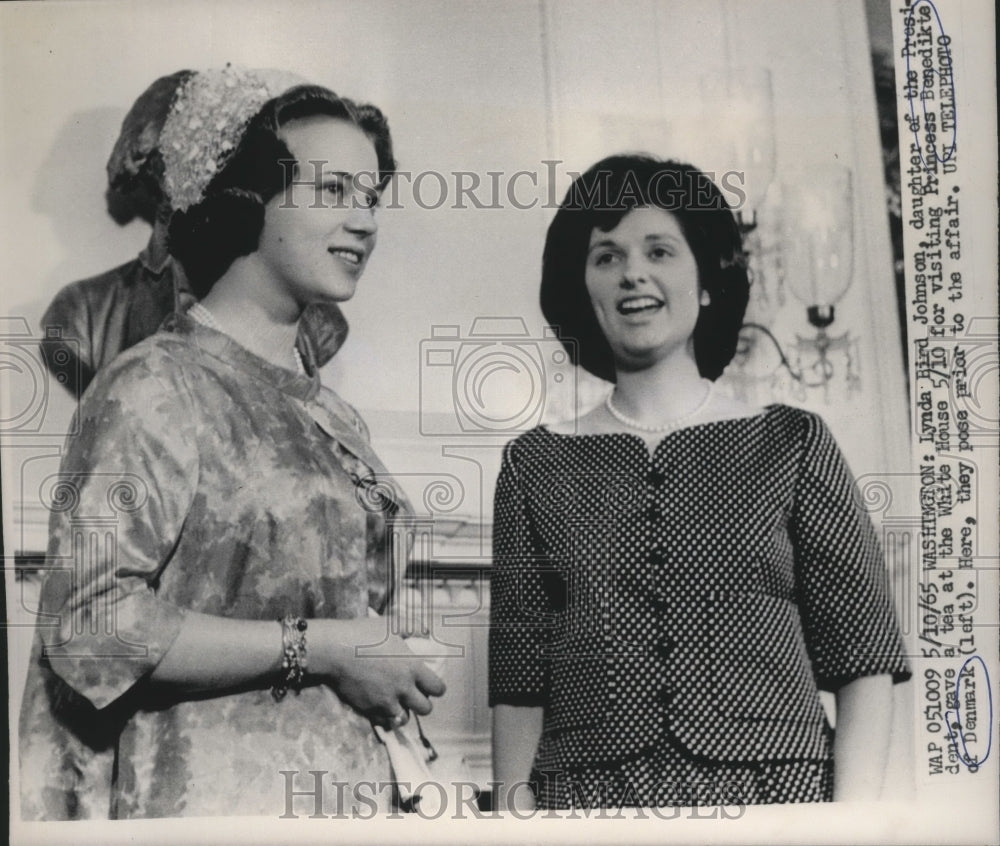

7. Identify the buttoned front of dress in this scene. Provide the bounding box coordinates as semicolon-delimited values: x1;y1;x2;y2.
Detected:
489;405;910;800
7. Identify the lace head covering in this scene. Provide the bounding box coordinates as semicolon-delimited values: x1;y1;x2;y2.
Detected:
160;64;306;212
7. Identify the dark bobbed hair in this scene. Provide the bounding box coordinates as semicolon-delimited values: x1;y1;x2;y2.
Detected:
168;85;396;297
540;155;750;382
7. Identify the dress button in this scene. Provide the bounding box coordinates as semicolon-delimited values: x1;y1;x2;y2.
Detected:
645;505;659;521
649;549;667;567
647;470;665;486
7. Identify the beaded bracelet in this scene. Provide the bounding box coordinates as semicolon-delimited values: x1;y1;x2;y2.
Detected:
272;614;308;701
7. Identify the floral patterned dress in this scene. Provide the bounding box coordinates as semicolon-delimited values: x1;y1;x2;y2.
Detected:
19;312;401;819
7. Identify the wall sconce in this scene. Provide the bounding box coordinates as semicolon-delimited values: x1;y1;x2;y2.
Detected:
741;165;861;399
700;68;858;400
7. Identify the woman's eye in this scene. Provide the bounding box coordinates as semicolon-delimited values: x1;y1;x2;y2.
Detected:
323;180;345;199
649;246;672;260
593;252;618;267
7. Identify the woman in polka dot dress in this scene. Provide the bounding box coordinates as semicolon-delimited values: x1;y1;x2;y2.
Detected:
488;155;910;810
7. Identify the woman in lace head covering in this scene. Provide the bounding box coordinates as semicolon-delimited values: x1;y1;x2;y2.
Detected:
40;69;351;400
20;66;444;820
489;155;910;810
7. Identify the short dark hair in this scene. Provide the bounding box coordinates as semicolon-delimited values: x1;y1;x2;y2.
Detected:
540;155;749;382
168;85;395;296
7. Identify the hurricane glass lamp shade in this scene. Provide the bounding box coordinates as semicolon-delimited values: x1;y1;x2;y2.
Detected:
780;165;855;320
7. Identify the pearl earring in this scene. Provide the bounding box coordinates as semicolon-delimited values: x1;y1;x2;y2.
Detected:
700;290;711;307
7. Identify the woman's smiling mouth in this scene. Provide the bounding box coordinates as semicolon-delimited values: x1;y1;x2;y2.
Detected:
617;294;664;315
329;247;363;266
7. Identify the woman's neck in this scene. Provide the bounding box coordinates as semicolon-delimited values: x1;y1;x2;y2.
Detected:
610;349;706;422
198;283;301;371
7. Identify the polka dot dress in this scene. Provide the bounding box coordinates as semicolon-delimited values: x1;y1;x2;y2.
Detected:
488;404;910;807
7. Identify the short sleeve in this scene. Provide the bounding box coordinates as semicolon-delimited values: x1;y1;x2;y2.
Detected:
488;440;555;706
38;351;198;709
40;282;99;396
791;413;911;691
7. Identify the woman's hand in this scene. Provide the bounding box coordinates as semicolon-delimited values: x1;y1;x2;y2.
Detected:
309;617;446;727
148;613;444;726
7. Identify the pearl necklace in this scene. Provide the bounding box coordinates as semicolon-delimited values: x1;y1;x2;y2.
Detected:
605;378;714;433
187;302;223;332
188;303;305;376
